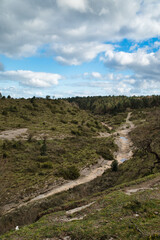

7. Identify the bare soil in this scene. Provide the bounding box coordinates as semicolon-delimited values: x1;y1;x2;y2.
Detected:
0;128;28;140
124;175;160;195
114;112;135;163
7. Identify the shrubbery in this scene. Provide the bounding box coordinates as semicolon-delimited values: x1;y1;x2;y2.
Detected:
56;165;80;180
111;160;118;171
96;147;113;160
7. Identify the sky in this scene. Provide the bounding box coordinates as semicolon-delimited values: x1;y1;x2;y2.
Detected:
0;0;160;98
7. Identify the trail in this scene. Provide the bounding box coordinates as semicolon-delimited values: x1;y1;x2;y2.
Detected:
2;112;134;216
0;128;28;140
2;158;112;215
114;112;134;163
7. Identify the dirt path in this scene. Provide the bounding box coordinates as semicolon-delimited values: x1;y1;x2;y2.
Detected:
124;174;160;195
0;128;28;140
2;158;112;215
2;112;134;215
114;112;134;163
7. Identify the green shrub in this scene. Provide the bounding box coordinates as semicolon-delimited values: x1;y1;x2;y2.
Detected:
25;165;38;173
3;152;8;158
40;161;53;169
36;156;50;163
71;120;78;124
2;110;8;116
9;105;17;112
91;127;96;132
71;129;81;136
123;200;141;212
57;165;80;180
96;147;113;160
12;140;24;149
40;138;47;156
111;160;118;171
51;127;56;131
27;133;34;142
61;119;67;124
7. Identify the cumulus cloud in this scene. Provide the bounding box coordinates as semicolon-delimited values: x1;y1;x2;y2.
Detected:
79;69;160;96
83;72;103;79
102;48;160;82
57;0;87;12
0;62;4;71
1;0;160;62
1;0;160;97
0;70;62;88
91;72;102;78
54;42;112;65
89;73;160;96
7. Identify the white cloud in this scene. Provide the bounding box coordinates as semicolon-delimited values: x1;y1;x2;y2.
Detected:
102;48;160;81
54;42;112;65
90;73;160;96
1;0;160;63
0;70;62;88
0;62;4;71
91;72;102;78
1;0;160;98
57;0;87;12
154;41;160;48
82;72;103;79
100;47;160;95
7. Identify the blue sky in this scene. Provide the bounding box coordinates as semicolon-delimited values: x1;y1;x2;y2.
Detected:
0;0;160;98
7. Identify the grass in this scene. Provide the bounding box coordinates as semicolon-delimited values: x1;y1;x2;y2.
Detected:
0;99;160;239
1;175;160;240
0;98;119;210
0;98;108;137
0;136;116;209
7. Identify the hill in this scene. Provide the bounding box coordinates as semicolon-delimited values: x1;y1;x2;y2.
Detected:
0;96;160;239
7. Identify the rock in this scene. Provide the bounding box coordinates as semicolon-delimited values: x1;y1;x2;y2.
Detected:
15;226;19;230
63;237;71;240
134;213;139;217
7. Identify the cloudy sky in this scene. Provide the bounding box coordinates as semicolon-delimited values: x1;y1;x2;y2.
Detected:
0;0;160;98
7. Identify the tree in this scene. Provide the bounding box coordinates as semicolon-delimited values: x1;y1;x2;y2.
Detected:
46;95;51;100
0;92;2;99
111;160;118;171
40;138;47;156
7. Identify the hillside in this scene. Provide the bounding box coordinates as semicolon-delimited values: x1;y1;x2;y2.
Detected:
0;96;160;239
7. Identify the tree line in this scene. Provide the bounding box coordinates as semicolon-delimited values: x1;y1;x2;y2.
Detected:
67;95;160;114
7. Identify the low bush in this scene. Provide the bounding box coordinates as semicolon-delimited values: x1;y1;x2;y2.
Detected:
40;161;53;169
111;160;118;171
36;156;50;163
96;147;113;160
56;165;80;180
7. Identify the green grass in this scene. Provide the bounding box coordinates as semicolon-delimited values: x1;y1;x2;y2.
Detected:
0;99;160;239
0;98;119;210
0;136;116;208
0;98;108;137
1;176;160;240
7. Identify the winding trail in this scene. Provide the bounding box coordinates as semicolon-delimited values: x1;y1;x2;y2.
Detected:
114;112;134;163
2;158;112;215
2;112;134;216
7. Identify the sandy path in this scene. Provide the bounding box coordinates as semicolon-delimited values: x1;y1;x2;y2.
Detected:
124;174;160;195
3;159;112;214
66;202;95;215
0;128;28;140
2;112;134;215
114;112;134;163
